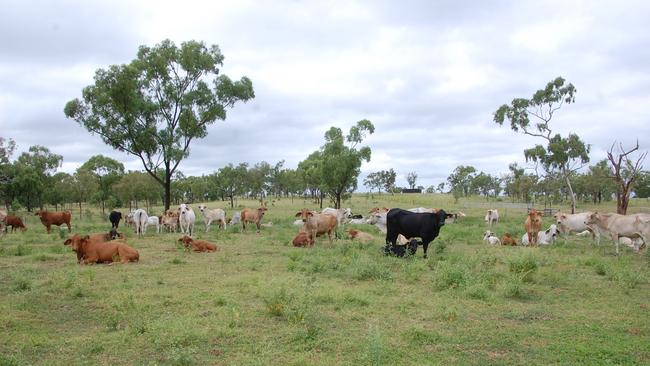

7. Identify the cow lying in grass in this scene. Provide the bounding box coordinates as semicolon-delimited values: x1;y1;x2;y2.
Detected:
64;230;125;263
178;235;218;252
347;229;374;242
292;231;310;247
65;234;138;264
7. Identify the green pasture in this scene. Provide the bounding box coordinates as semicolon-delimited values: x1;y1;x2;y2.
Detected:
1;194;649;365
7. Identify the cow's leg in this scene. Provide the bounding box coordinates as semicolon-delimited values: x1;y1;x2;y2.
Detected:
256;221;261;233
422;240;430;258
384;230;399;255
47;224;51;234
205;219;212;232
611;233;620;255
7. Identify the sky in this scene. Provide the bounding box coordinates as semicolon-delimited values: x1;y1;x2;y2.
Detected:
1;0;649;190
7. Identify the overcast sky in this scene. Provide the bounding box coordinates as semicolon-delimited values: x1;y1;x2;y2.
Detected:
1;0;649;189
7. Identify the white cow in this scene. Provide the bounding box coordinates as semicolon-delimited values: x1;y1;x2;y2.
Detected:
485;209;499;227
408;207;437;213
132;209;148;237
146;216;160;233
321;207;352;226
521;224;558;246
178;203;196;236
229;211;241;227
197;204;226;232
367;210;388;234
618;236;646;250
483;230;501;245
553;211;600;244
585;212;650;254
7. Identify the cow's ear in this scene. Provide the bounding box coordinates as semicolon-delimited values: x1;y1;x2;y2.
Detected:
446;213;454;218
64;239;71;246
295;212;302;217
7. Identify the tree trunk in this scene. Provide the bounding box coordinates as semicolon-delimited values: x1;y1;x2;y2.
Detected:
563;173;577;214
79;201;82;219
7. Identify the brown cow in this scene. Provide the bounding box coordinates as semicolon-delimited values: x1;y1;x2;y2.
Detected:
292;231;311;247
241;207;268;233
347;229;374;242
35;210;71;233
295;208;337;245
178;235;218;252
524;209;543;247
64;230;125;263
66;234;138;264
501;232;518;246
4;215;27;232
161;211;179;233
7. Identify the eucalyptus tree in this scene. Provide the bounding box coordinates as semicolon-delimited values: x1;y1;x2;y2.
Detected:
80;155;124;213
65;39;254;211
406;171;418;189
494;77;589;213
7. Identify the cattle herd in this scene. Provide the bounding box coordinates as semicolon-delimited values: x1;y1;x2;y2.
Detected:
0;203;648;265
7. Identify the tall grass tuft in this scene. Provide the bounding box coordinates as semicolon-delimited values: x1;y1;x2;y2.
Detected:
508;253;538;282
433;261;467;290
365;325;385;366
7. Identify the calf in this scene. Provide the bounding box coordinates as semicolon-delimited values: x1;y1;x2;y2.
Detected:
241;207;268;233
178;235;218;252
347;229;374;242
385;208;451;258
295;208;338;245
292;231;311;247
553;211;600;244
146;216;160;233
4;215;27;232
35;210;71;233
132;209;148;237
66;234;138;264
197;204;226;232
619;236;646;250
524;209;543;246
501;233;517;246
585;212;650;254
125;211;135;227
161;210;179;232
178;204;196;236
483;230;501;245
109;210;122;229
229;211;242;227
485;209;499;227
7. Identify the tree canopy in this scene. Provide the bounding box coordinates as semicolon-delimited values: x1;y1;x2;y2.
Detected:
64;39;254;210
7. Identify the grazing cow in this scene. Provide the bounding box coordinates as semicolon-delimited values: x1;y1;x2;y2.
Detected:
347;229;374;242
501;233;517;246
132;209;148;237
197;204;226;232
241;207;268;233
292;231;311;247
322;207;352;226
4;215;27;232
485;209;499;226
125;211;135;227
161;210;179;232
178;204;196;236
66;234;139;264
483;230;501;245
524;209;543;246
109;210;122;229
146;216;160;233
585;212;650;254
385;208;451;258
522;224;558;246
229;212;242;227
178;235;218;252
553;211;600;244
35;210;71;234
295;208;338;245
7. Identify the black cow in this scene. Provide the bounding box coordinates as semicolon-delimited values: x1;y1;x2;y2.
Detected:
109;211;122;229
385;208;451;258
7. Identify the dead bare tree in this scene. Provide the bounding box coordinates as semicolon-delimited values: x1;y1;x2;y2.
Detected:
607;140;647;214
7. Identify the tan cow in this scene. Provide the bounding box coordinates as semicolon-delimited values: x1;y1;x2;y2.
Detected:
35;210;71;233
295;208;337;245
347;229;374;242
585;212;650;254
524;209;543;246
66;234;139;264
241;207;268;233
178;235;218;252
292;231;311;247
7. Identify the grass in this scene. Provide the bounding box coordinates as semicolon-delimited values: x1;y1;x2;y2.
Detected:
0;195;649;365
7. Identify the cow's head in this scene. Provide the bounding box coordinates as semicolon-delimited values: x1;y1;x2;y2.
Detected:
109;228;125;241
553;212;567;225
197;204;207;213
295;209;313;222
64;234;88;252
528;209;543;224
257;207;268;217
178;235;193;246
585;212;600;226
34;211;44;218
483;230;495;240
178;204;193;217
436;209;449;227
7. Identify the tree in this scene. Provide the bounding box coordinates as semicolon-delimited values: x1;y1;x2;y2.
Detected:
298;151;324;206
607;141;647;214
364;169;396;194
14;146;62;211
634;171;650;198
80;155;125;213
319;120;374;208
406;171;418;189
71;168;98;219
0;137;17;208
215;163;248;208
64;39;255;211
364;172;383;193
494;77;589;213
582;160;616;204
447;165;476;202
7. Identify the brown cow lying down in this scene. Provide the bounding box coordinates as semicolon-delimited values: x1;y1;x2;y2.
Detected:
501;232;517;246
292;231;311;247
66;234;138;264
347;229;374;242
64;230;124;262
178;235;218;252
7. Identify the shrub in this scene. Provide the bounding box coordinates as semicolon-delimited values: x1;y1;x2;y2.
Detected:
12;277;32;292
